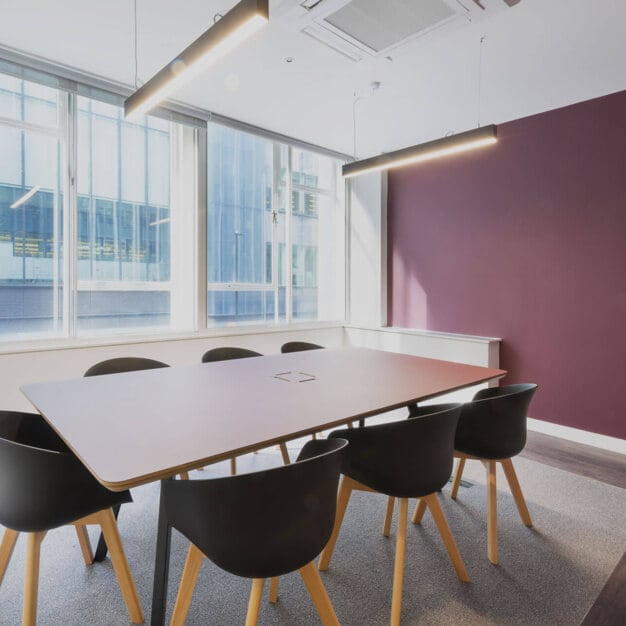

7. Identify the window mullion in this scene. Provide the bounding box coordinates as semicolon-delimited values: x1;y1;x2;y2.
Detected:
64;91;78;337
285;146;293;323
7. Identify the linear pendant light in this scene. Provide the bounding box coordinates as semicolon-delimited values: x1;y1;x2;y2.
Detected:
342;124;498;178
124;0;269;120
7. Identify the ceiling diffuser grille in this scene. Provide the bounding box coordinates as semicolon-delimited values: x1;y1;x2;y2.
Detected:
322;0;456;53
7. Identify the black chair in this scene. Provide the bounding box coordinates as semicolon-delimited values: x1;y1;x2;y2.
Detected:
201;346;263;363
319;404;468;626
84;355;169;377
84;356;174;562
0;411;143;625
444;383;538;565
280;341;324;353
164;438;348;626
200;347;291;470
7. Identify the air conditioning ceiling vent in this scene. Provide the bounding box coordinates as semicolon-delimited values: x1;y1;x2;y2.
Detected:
323;0;456;53
278;0;520;62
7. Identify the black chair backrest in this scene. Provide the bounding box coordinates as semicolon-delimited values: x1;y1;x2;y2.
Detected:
329;403;462;499
163;438;347;579
201;347;262;363
0;411;130;533
280;341;324;354
454;383;538;459
84;357;169;377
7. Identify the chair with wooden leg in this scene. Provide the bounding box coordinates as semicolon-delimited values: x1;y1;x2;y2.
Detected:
163;437;348;626
445;383;538;565
84;356;174;562
201;346;292;469
318;404;468;626
0;410;143;625
280;341;323;353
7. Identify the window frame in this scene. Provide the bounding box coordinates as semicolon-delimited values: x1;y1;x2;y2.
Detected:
0;51;350;348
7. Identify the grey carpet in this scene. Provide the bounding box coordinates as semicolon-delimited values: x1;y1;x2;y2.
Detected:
1;451;625;625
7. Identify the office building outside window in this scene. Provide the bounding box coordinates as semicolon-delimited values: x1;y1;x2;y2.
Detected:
0;66;345;342
207;124;345;326
0;72;197;339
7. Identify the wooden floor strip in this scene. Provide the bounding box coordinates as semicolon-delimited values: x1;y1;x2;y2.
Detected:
521;430;626;624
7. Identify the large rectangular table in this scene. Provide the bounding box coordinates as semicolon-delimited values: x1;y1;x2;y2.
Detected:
21;347;505;624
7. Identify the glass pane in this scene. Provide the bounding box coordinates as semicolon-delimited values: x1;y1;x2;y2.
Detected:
290;158;345;322
207;124;273;284
0;127;64;338
207;290;279;326
0;75;59;128
291;148;334;191
207;124;283;326
76;96;175;334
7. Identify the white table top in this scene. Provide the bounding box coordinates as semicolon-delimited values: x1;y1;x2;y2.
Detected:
21;347;505;490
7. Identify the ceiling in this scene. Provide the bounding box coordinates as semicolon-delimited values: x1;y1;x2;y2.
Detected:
0;0;625;157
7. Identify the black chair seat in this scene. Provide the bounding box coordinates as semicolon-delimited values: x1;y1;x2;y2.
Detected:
449;383;538;565
454;383;537;459
0;410;142;623
201;346;262;362
164;438;348;625
319;404;468;626
280;341;323;353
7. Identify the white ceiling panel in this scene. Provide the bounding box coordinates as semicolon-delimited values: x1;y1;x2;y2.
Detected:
0;0;625;157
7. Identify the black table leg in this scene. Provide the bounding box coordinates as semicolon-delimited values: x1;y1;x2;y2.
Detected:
151;478;173;626
93;502;121;562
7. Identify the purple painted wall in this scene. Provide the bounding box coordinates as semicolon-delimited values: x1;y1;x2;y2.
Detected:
388;90;626;440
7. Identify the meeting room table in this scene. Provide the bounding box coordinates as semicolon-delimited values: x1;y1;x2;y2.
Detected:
21;347;505;625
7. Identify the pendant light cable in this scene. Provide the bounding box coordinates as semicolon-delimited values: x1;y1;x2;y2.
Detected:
134;0;139;88
477;35;485;128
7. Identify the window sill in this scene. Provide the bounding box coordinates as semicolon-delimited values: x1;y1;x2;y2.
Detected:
0;320;347;356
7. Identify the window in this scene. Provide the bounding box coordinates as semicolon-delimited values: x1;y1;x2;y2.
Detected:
76;98;180;333
207;125;345;326
0;62;346;343
0;71;197;340
0;74;65;339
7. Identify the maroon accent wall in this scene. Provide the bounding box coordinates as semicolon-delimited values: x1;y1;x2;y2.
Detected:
388;89;626;440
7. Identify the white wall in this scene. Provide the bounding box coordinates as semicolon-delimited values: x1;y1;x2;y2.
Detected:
347;172;386;327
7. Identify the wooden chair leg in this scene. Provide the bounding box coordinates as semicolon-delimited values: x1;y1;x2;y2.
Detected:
450;457;466;500
170;543;204;626
23;531;46;626
279;442;291;465
230;457;237;476
178;471;190;480
486;460;498;564
171;544;205;626
501;458;532;527
245;578;265;626
390;498;408;626
318;476;353;571
411;498;427;525
424;494;469;582
0;528;19;586
383;496;395;537
75;524;94;565
299;561;340;626
268;576;279;603
96;509;144;624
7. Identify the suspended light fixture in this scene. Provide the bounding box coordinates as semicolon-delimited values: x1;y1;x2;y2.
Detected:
342;124;498;178
124;0;269;119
